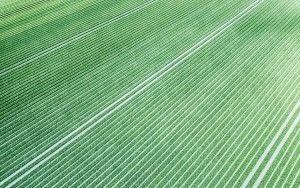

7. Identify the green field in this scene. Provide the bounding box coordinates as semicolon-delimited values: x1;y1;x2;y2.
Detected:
1;0;300;187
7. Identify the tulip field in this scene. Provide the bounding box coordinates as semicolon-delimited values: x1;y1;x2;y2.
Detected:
0;0;300;187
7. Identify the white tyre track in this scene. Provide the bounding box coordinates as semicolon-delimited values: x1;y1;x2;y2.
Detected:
242;99;300;188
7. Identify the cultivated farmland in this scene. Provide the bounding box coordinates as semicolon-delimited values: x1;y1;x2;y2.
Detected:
0;0;300;187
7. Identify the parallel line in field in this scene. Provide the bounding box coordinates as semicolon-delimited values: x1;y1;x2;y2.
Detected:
212;9;300;188
249;104;300;188
0;30;186;173
221;85;299;187
41;29;233;186
1;8;227;184
137;50;290;188
27;12;231;187
2;0;299;187
0;0;221;141
0;0;50;19
0;0;227;178
200;11;300;187
35;1;264;187
234;5;300;185
37;41;233;187
150;25;300;188
123;19;285;188
0;0;239;104
0;0;254;186
231;9;300;187
270;130;300;187
0;0;206;131
200;70;300;188
142;4;282;185
68;34;251;187
288;161;300;188
214;88;295;187
91;18;266;188
78;29;258;187
0;0;156;73
0;22;183;150
0;0;172;101
240;100;300;187
164;40;300;187
45;23;244;187
224;95;299;188
6;1;300;187
1;0;218;146
0;0;155;91
225;53;300;184
86;6;274;187
0;0;157;77
0;5;190;145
